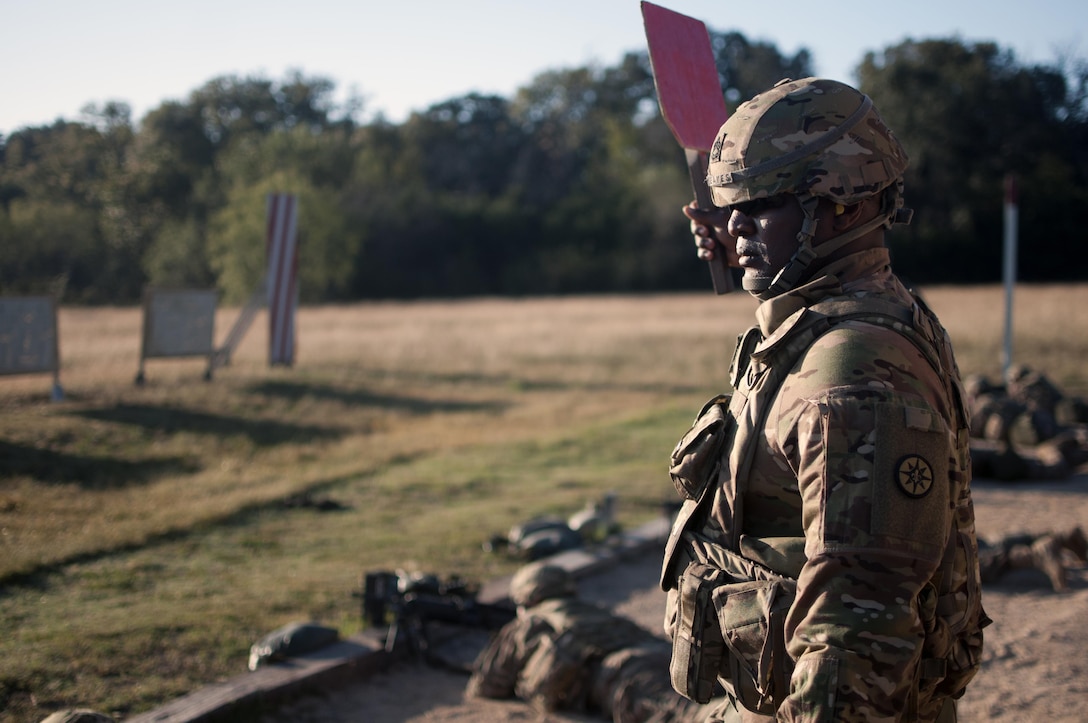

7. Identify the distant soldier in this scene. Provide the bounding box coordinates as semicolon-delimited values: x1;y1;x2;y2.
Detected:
466;562;707;723
979;526;1088;591
965;367;1088;479
967;365;1084;445
964;373;1024;442
1000;364;1064;445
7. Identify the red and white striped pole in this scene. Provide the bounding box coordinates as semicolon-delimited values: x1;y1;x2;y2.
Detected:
266;193;298;367
1001;174;1018;379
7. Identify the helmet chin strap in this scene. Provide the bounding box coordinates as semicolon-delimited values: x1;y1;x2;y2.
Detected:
748;189;911;301
747;195;821;300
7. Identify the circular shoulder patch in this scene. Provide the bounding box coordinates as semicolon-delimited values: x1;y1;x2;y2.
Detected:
895;454;935;498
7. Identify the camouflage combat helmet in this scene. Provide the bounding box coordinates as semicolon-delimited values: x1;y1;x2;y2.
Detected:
509;562;577;609
706;77;913;299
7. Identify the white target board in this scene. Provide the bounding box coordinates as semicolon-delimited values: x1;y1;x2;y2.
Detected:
0;296;59;377
137;288;218;383
141;288;217;358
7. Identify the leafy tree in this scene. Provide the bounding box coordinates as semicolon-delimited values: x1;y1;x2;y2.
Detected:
137;73;360;301
342;97;526;298
0;118;147;301
142;216;216;289
185;71;348;147
0;197;103;301
710;30;813;107
129;101;216;218
6;34;1084;304
858;39;1088;282
400;94;525;197
207;128;363;303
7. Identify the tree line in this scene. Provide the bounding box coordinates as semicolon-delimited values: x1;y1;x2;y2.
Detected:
1;32;1086;305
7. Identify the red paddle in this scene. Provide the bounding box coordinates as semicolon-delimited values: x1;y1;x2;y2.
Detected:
641;1;734;293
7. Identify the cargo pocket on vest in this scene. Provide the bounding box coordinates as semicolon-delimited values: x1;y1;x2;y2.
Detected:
713;578;794;713
669;561;729;704
669;395;732;501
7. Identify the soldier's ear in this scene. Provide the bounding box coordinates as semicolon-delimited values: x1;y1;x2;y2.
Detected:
833;201;867;231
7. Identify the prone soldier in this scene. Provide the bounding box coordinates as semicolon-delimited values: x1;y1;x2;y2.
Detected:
466;562;709;723
966;367;1088;480
978;526;1087;591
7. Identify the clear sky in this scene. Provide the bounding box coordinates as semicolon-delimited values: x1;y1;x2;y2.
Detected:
2;0;1085;136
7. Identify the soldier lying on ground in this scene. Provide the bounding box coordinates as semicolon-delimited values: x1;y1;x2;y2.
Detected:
970;434;1085;481
466;562;711;723
966;367;1088;449
966;367;1088;480
979;526;1087;591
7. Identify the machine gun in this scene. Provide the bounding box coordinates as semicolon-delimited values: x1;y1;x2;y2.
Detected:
362;570;517;667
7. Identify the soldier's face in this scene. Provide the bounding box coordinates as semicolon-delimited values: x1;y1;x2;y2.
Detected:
726;194;804;289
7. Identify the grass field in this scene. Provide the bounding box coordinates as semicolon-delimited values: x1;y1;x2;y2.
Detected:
1;285;1086;722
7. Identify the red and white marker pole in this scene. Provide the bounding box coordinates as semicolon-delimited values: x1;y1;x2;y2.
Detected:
266;193;298;367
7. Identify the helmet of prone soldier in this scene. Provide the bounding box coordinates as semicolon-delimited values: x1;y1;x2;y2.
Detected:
706;77;912;299
509;562;577;609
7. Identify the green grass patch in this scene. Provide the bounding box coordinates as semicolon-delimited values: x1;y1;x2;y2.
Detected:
0;395;694;721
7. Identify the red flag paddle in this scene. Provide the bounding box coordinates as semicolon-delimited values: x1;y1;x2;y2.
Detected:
642;1;734;293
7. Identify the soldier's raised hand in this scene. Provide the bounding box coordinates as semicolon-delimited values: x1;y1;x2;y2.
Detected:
682;201;740;267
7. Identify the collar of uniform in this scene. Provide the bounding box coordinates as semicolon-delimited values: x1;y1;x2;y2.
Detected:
755;276;840;337
828;247;893;293
755;247;892;337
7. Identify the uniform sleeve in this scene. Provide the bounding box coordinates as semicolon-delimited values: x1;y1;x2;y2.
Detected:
778;389;954;722
466;620;528;700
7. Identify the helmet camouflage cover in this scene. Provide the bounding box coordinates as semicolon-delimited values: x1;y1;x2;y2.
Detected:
509;562;577;608
706;77;909;207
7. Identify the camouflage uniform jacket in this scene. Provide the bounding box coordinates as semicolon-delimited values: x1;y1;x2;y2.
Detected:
662;248;986;722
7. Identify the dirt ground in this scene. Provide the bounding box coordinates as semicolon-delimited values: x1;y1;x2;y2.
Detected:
259;473;1088;723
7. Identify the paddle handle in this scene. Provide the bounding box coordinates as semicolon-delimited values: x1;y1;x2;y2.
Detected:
686;149;734;294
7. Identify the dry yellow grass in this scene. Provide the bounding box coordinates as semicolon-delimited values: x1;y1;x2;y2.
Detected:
922;284;1088;389
11;284;1081;398
0;284;1085;721
3;285;1084;585
1;294;744;576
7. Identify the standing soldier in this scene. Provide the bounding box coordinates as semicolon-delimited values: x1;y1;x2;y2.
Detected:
663;78;988;721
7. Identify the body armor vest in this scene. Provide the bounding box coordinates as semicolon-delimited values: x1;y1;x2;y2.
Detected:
661;293;988;718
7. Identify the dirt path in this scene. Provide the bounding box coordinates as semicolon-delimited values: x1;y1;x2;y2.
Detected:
259;474;1088;723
